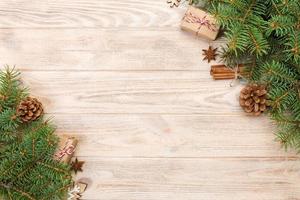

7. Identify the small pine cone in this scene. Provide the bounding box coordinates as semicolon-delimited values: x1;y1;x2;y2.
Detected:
239;84;267;116
17;97;44;122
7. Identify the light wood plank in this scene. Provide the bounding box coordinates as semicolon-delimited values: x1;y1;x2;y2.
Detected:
75;157;300;200
0;29;223;71
1;1;296;200
0;0;187;28
52;114;295;158
19;71;243;115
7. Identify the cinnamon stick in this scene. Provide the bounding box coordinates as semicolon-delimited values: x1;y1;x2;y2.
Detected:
210;64;247;80
212;74;235;80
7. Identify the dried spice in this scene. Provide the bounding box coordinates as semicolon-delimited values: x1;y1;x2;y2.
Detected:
202;46;218;63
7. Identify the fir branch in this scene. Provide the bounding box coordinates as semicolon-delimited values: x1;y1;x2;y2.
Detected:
0;67;27;110
0;182;35;200
201;0;300;153
0;67;72;199
241;0;256;22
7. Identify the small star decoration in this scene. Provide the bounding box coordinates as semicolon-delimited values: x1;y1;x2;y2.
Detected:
67;182;87;200
71;158;85;174
167;0;181;8
202;46;218;63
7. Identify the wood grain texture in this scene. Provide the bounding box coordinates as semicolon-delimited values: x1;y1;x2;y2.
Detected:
21;71;242;114
0;29;223;71
75;157;300;200
0;0;299;199
53;114;290;158
0;0;186;28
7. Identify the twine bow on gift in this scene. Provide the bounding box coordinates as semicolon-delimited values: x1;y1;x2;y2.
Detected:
183;12;217;35
230;64;249;87
55;139;76;160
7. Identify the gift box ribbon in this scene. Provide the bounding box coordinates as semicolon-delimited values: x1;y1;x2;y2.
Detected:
183;11;217;34
55;138;76;160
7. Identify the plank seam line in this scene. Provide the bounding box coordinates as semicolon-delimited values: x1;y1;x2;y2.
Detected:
73;156;300;160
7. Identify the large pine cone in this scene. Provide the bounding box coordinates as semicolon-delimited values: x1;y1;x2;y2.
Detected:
239;84;267;116
17;97;44;122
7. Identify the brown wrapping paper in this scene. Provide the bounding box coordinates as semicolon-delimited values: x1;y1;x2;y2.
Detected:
54;136;78;164
181;6;220;40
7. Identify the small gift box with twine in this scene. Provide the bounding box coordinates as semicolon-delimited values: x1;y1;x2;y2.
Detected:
181;6;220;41
54;136;78;164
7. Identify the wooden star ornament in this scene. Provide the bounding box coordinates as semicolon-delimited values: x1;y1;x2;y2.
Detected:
71;158;85;174
167;0;181;8
202;46;218;63
67;182;88;200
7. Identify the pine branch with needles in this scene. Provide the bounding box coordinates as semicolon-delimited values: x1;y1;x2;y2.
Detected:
0;67;72;199
195;0;300;152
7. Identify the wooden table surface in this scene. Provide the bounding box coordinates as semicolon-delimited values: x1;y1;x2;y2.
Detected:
1;0;300;199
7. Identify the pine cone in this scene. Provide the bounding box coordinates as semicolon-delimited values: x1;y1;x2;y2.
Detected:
17;97;44;122
239;84;267;116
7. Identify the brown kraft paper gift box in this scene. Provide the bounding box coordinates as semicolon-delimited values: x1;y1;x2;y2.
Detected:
54;136;78;164
181;6;220;41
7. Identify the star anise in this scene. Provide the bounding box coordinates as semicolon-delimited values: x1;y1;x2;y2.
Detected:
202;46;218;63
71;158;85;174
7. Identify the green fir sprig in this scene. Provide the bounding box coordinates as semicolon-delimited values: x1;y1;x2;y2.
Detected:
0;67;72;200
195;0;300;152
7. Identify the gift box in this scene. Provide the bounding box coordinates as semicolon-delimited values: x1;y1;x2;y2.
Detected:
54;136;78;164
181;6;219;40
